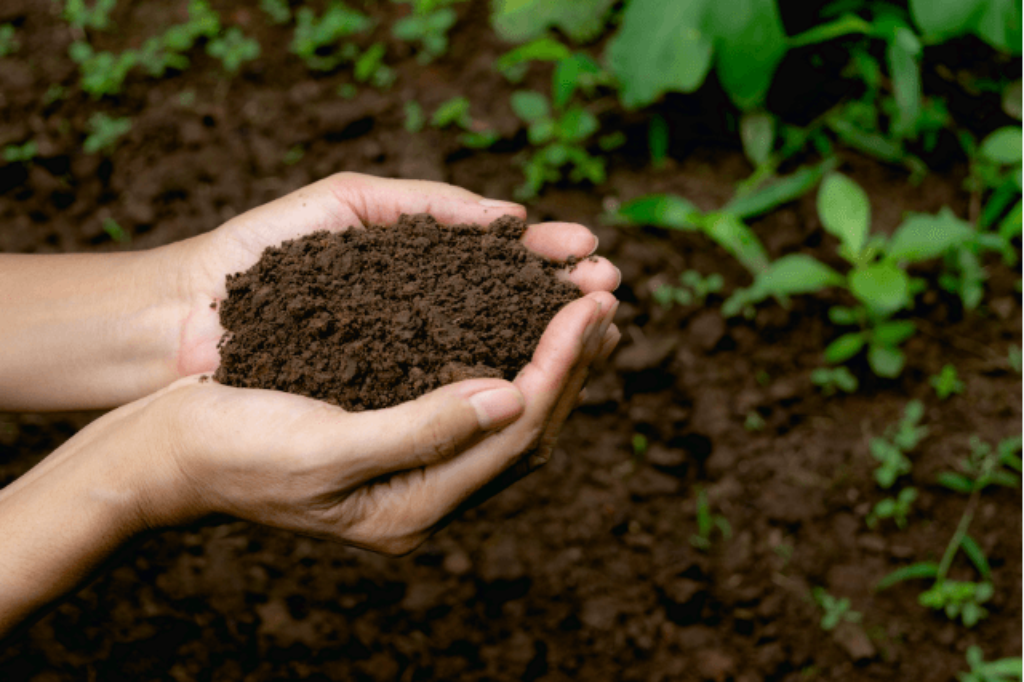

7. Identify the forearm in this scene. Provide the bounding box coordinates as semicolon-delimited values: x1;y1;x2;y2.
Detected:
0;248;190;411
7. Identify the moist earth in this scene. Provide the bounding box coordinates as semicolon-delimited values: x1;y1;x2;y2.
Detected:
213;213;580;411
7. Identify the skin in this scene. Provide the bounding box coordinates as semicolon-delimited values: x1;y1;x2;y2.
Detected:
0;173;621;640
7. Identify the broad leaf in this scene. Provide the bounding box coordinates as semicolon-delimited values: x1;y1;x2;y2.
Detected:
876;561;939;591
825;332;866;363
703;213;769;274
974;0;1023;54
887;208;974;262
909;0;983;39
979;126;1024;165
872;320;916;346
752;254;843;298
868;343;905;378
740;111;774;166
510;90;550;123
849;262;910;316
607;0;714;109
553;53;601;108
491;0;616;43
819;173;870;258
705;0;787;109
616;195;702;230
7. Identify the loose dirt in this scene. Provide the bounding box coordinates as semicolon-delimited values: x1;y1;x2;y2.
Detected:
213;213;580;411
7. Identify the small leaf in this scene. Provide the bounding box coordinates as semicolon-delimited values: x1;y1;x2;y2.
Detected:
491;0;616;43
724;160;833;220
979;127;1024;165
886;28;921;139
510;90;550;123
960;535;991;580
819;173;870;257
868;343;905;378
616;195;703;230
740;111;774;166
703;213;770;274
825;333;866;363
495;38;572;79
752;253;843;298
937;471;976;494
828;305;859;326
873;320;916;346
849;262;910;316
876;561;939;591
887;208;974;262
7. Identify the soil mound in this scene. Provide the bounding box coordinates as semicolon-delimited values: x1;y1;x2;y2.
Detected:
214;213;581;410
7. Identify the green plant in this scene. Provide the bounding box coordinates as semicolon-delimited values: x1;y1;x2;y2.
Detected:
392;0;465;63
83;113;131;154
919;579;994;627
652;270;723;308
69;41;138;98
958;646;1023;682
631;433;648;458
866;486;917;529
689;486;730;551
869;400;926;489
260;0;291;25
1009;345;1022;374
3;140;37;164
938;436;1022;495
206;26;260;73
353;43;395;89
102;218;129;244
404;101;426;133
810;366;858;396
291;2;374;71
743;411;766;432
63;0;117;31
0;23;19;57
428;96;499;149
931;364;965;400
811;587;862;631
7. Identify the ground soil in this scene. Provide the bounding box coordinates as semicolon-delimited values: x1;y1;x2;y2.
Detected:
0;2;1021;681
214;214;579;411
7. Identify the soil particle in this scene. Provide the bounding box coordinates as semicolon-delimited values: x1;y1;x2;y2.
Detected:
831;622;877;661
214;213;580;410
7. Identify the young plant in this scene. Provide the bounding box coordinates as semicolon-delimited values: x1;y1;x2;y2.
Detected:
0;23;19;57
811;587;862;631
70;41;138;98
260;0;291;25
652;270;723;309
102;218;130;244
431;96;499;149
291;2;374;71
810;366;858;396
63;0;117;31
958;646;1023;682
392;0;465;63
206;26;260;73
866;487;917;529
931;364;965;400
919;579;994;628
404;101;426;133
3;140;37;164
689;486;730;551
869;400;926;489
83;113;132;155
938;436;1022;495
354;43;396;89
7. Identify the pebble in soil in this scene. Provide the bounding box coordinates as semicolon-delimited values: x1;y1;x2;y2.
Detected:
214;213;582;411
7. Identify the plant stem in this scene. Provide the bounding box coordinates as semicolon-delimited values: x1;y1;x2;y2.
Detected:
935;488;980;583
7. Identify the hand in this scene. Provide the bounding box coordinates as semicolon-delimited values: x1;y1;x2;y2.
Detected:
169;172;620;377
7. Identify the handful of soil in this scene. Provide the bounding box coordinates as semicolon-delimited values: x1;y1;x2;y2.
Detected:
214;213;582;411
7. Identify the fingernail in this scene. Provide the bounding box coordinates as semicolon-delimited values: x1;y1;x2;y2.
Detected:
470;387;525;430
479;198;523;209
613;267;622;291
587;234;599;257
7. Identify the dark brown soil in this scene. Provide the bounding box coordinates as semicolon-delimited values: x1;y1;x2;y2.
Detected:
214;214;580;411
0;1;1020;681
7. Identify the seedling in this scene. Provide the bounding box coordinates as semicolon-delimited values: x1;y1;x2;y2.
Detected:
631;433;648;459
354;43;395;90
63;0;117;31
3;141;37;164
652;270;723;309
291;2;374;71
689;486;730;551
743;411;766;432
866;487;917;529
810;366;858;396
431;97;499;150
102;218;130;244
931;364;965;400
392;0;465;63
260;0;291;25
811;587;862;631
920;579;993;627
404;101;426;133
938;436;1022;495
958;646;1023;682
0;23;19;57
869;400;926;489
206;27;260;74
70;41;138;98
83;113;131;155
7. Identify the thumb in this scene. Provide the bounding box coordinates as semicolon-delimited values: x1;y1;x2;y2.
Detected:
350;379;525;478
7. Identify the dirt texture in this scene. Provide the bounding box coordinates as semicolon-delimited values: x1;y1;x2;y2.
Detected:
214;214;579;411
0;1;1021;681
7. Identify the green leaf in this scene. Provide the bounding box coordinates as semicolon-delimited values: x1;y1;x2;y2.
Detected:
825;333;866;363
887;208;974;262
982;658;1024;676
819;173;870;258
751;254;843;298
974;0;1023;54
557;107;598;142
726;160;833;220
607;0;714;109
495;38;572;80
887;28;922;139
873;320;916;346
868;343;905;378
829;306;859;326
849;262;910;316
510;90;550;123
703;213;770;274
740;111;774;166
960;535;991;580
937;471;976;494
788;13;872;47
616;195;702;230
876;561;939;591
909;0;984;39
491;0;616;43
649;114;669;168
979;127;1024;165
705;0;787;109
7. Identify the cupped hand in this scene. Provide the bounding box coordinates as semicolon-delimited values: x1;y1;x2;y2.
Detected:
169;173;620;377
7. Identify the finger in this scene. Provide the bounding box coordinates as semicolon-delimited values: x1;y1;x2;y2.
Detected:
598;324;621;363
327;173;527;226
557;257;622;293
344;378;525;480
521;222;598;261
